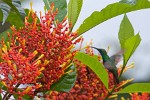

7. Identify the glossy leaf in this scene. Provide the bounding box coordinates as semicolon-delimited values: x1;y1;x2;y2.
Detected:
120;0;137;5
116;83;150;93
68;0;83;30
0;2;11;25
123;33;141;65
47;0;67;22
11;0;26;20
51;64;77;92
78;0;150;36
0;0;25;25
43;0;50;10
74;52;108;89
119;14;134;48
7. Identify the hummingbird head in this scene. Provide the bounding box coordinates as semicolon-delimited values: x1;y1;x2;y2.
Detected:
91;47;108;59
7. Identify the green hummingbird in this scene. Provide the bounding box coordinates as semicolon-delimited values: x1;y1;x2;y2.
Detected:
92;47;122;84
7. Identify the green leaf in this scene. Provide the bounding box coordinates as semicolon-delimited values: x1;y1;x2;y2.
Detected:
11;0;26;20
0;2;11;25
47;0;67;22
78;0;150;36
7;11;23;27
68;0;83;30
0;94;2;100
43;0;50;10
120;0;137;5
22;94;32;100
116;83;150;93
119;14;134;48
123;33;141;65
51;64;77;92
0;0;25;25
74;52;108;89
0;29;11;44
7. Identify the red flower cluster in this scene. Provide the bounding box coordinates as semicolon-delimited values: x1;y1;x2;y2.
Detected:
0;3;81;99
47;47;129;100
131;93;150;100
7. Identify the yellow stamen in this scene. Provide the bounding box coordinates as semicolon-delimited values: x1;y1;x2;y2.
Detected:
7;60;12;67
18;48;22;54
7;42;10;49
47;20;51;27
39;67;45;72
13;64;17;71
32;50;38;56
2;45;7;54
50;2;54;11
2;81;7;87
64;70;73;74
10;25;15;30
18;73;23;78
30;2;33;11
116;78;134;89
109;94;118;99
23;86;32;93
40;11;42;18
123;63;134;73
43;60;50;66
22;39;25;46
34;60;41;65
42;39;44;44
37;54;44;60
33;18;38;29
121;97;125;100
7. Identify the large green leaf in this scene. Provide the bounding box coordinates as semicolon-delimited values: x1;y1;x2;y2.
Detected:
116;83;150;93
119;14;134;48
43;0;50;10
0;2;10;25
51;64;77;92
123;33;141;65
68;0;83;30
78;0;150;36
45;0;67;22
74;52;108;89
0;0;25;25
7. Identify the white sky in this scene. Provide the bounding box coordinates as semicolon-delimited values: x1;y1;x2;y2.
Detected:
22;0;150;82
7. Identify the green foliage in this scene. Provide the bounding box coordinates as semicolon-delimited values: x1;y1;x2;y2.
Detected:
43;0;50;10
43;0;67;22
0;94;2;100
123;33;141;65
118;14;134;48
116;83;150;93
0;0;25;26
0;1;10;25
78;0;150;36
68;0;83;31
118;14;141;65
0;29;11;44
74;52;108;89
51;64;77;92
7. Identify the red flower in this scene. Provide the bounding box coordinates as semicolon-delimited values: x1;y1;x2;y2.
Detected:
0;3;81;98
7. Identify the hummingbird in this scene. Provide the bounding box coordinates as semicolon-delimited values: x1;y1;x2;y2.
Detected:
91;47;122;84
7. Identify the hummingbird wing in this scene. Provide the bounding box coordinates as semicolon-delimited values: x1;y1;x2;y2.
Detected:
110;50;123;65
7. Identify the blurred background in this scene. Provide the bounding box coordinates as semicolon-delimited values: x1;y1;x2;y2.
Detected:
21;0;150;82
